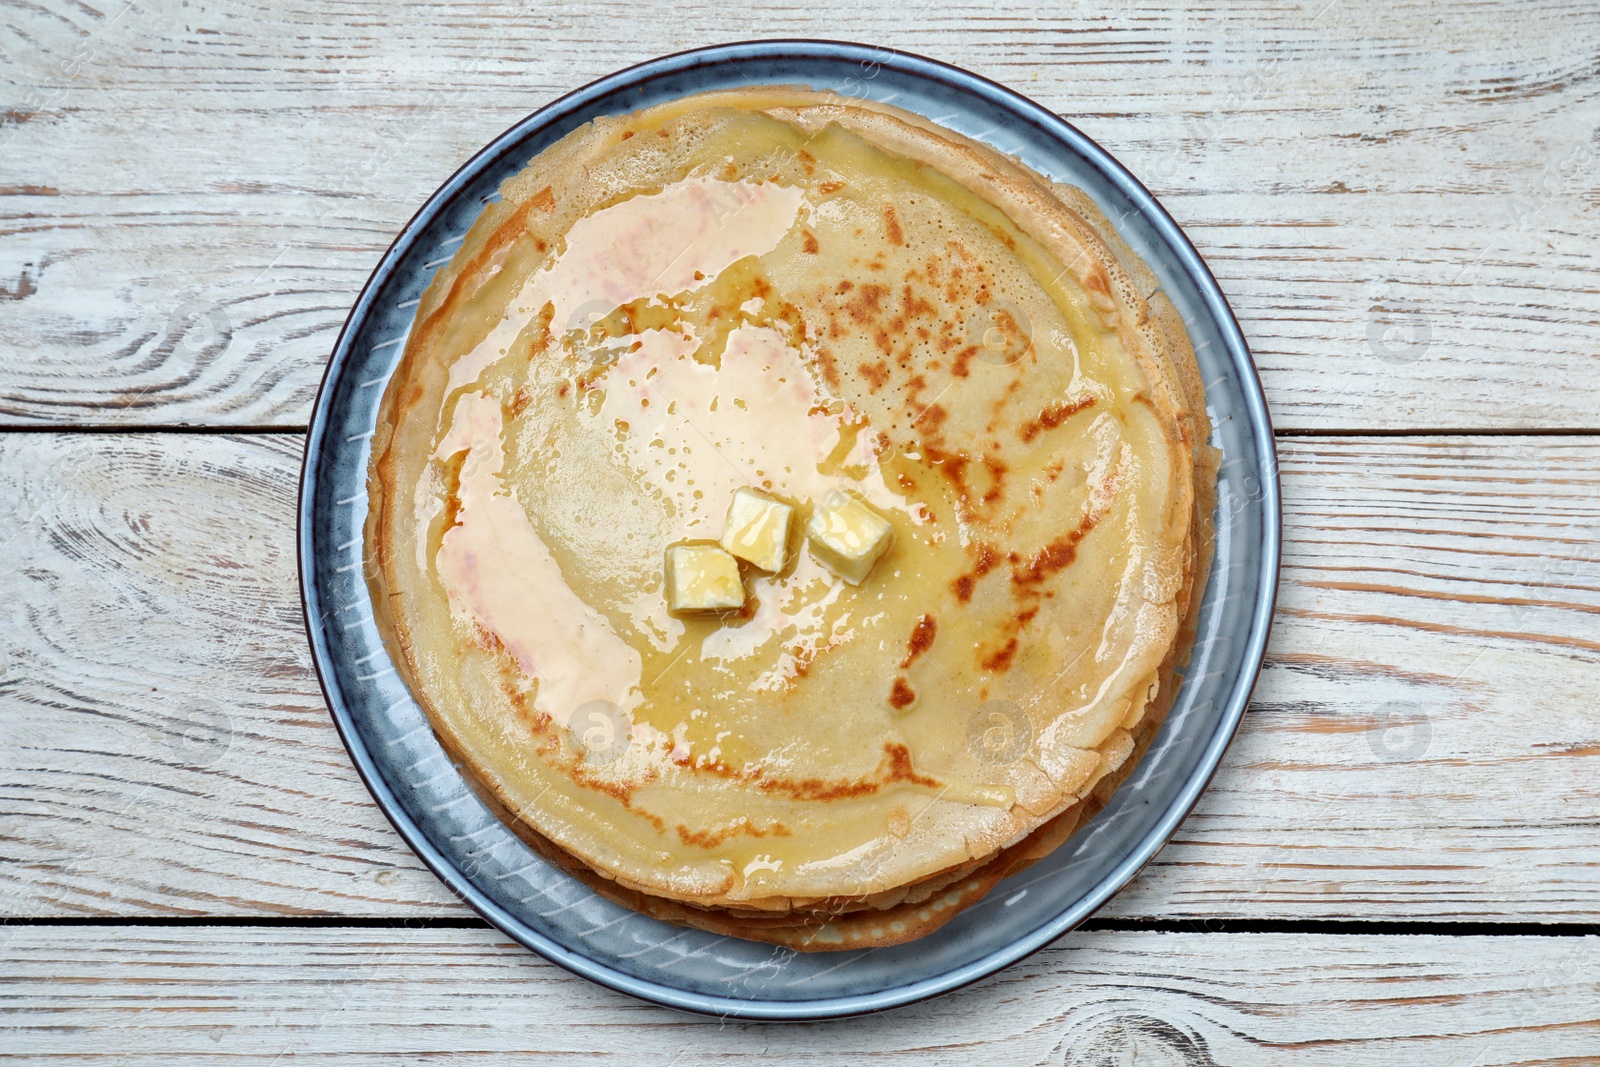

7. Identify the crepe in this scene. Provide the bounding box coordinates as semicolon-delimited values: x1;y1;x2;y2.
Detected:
367;87;1215;949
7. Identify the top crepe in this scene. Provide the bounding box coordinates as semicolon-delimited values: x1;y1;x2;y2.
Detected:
368;88;1212;935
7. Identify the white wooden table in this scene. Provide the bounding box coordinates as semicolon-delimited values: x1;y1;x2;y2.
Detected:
3;1;1598;1061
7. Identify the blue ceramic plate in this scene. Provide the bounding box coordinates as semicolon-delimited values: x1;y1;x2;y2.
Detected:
299;40;1279;1020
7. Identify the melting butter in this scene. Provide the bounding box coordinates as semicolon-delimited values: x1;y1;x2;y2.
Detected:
444;177;805;397
697;551;850;683
589;322;906;526
584;322;917;687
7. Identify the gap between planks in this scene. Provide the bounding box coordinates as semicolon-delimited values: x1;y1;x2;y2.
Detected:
3;915;1600;937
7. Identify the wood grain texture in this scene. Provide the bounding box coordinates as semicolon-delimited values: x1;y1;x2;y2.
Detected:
2;0;1598;429
3;926;1599;1064
3;432;1597;921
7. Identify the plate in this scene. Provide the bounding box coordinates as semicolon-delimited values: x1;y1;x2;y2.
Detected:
298;40;1279;1020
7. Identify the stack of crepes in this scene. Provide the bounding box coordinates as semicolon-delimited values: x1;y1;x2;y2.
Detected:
368;88;1217;950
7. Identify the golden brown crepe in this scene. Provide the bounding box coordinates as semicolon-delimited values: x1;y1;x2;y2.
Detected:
367;87;1216;949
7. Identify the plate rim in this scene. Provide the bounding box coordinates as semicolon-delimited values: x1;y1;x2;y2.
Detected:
298;37;1281;1021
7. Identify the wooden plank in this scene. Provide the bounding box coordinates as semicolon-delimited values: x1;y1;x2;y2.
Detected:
0;433;457;916
3;432;1598;921
3;926;1599;1064
2;0;1597;429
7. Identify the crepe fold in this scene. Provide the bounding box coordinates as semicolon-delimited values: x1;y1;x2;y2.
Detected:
369;88;1216;949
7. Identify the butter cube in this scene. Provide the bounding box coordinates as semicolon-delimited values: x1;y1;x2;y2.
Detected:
665;543;746;613
806;491;893;585
720;487;794;573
